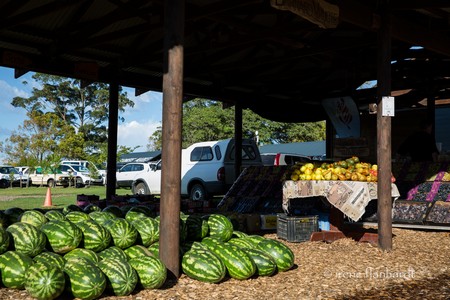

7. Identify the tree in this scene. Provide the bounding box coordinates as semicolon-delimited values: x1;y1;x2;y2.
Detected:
147;99;326;149
10;73;134;157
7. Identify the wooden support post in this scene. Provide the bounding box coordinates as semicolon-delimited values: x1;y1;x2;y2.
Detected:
376;3;393;251
234;103;243;180
159;0;185;279
106;82;118;201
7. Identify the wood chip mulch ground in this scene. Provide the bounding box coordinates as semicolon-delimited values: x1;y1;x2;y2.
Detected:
0;227;448;300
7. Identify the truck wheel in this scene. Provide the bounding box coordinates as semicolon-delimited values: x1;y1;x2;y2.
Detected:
134;182;149;194
190;184;207;201
47;179;56;188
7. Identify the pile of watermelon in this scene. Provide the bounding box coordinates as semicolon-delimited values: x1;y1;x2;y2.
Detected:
0;204;295;300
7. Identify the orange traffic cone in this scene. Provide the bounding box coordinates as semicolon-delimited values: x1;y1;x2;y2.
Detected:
43;187;53;207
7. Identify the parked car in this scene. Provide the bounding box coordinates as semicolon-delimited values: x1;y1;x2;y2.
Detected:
59;164;103;186
260;152;312;166
61;160;107;184
116;162;152;189
0;166;31;188
129;138;263;200
22;166;70;187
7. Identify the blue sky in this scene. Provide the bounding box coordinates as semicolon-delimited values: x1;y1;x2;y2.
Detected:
0;66;163;160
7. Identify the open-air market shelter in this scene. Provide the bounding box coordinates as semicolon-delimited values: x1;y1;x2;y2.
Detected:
1;0;450;277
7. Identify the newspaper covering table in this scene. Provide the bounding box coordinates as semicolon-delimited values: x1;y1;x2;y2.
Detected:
282;180;400;222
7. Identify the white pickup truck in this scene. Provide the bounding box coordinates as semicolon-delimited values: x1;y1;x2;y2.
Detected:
123;138;262;200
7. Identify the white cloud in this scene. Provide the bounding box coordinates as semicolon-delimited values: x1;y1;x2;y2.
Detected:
117;120;161;151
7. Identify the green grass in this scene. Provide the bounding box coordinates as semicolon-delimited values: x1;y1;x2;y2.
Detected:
0;185;133;210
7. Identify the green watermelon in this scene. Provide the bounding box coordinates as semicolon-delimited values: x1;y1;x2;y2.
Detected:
202;237;256;280
0;210;9;228
97;258;138;296
40;220;82;254
232;230;249;238
25;261;65;300
62;204;83;215
33;252;65;270
103;218;138;249
6;222;46;257
182;248;226;283
227;237;255;249
147;242;159;257
98;246;128;261
181;241;208;253
124;245;153;260
19;210;48;228
129;256;167;289
89;211;117;226
257;238;295;272
243;235;266;246
83;204;102;213
76;219;111;252
64;257;106;300
0;250;33;289
65;211;90;223
125;206;152;223
131;216;159;247
44;210;66;221
64;248;99;264
4;207;25;225
205;214;234;242
102;205;123;218
241;247;277;276
0;226;10;255
185;214;209;241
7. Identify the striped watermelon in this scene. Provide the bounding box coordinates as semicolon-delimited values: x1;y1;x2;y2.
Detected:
227;237;255;249
40;220;82;254
44;210;66;221
83;204;102;213
4;207;24;225
64;257;106;300
65;211;90;223
6;222;46;257
243;235;266;246
232;230;249;238
257;238;295;272
25;261;65;300
0;226;10;255
185;214;209;241
97;258;138;296
19;210;48;228
147;242;159;257
89;211;117;226
181;241;208;253
62;204;83;215
129;256;167;289
182;249;226;283
241;247;277;276
33;252;66;270
204;214;234;242
76;219;111;252
124;245;153;260
125;206;152;223
131;216;159;247
102;205;123;218
64;248;99;264
103;218;138;249
202;237;256;280
98;246;128;261
0;250;33;289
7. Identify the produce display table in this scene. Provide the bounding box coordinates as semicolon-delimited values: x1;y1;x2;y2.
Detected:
282;180;400;244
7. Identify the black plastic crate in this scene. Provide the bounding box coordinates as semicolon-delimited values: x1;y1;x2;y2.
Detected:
277;214;319;243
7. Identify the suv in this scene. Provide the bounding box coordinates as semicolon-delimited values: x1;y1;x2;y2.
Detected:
0;166;31;188
116;162;152;189
129;138;262;200
260;152;312;166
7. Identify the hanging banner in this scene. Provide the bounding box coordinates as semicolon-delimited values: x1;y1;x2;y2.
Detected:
322;96;360;138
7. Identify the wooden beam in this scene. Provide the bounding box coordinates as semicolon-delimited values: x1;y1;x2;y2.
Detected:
159;0;184;279
376;4;393;251
106;82;119;201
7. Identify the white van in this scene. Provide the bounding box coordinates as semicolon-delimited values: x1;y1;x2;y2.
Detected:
129;138;262;200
